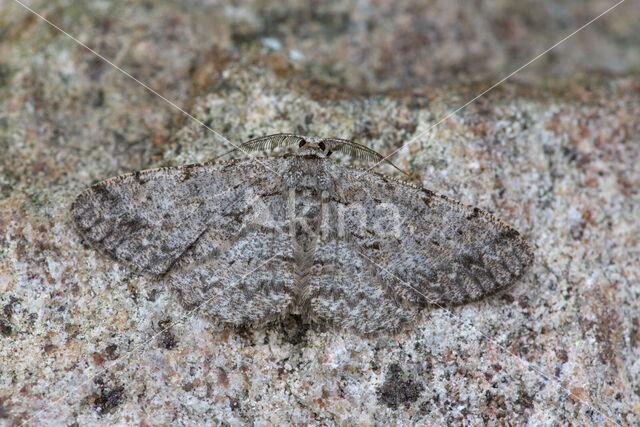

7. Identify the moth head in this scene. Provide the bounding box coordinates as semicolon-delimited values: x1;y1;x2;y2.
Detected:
296;137;333;159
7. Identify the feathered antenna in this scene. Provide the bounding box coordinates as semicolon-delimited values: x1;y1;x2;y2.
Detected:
212;134;305;161
212;133;409;177
322;137;410;177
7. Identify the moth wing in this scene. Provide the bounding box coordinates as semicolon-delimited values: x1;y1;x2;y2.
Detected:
163;176;295;326
71;159;288;277
310;237;423;334
310;165;534;334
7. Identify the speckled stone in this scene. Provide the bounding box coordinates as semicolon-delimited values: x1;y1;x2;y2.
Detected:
1;1;639;425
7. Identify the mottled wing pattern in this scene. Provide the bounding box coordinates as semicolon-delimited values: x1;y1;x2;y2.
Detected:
71;158;295;325
165;184;295;326
309;164;534;334
72;141;534;334
310;236;422;334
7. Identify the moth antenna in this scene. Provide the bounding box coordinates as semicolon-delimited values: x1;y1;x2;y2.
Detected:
212;134;411;178
211;133;305;161
322;138;411;178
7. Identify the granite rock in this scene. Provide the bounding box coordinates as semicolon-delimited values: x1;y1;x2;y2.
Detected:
1;0;639;425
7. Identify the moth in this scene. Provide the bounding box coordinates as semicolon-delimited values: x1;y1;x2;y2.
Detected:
71;134;533;335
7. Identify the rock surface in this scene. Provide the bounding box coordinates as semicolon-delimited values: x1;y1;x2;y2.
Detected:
1;0;639;425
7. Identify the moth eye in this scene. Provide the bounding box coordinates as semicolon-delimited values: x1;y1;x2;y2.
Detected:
298;139;307;147
318;141;326;151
